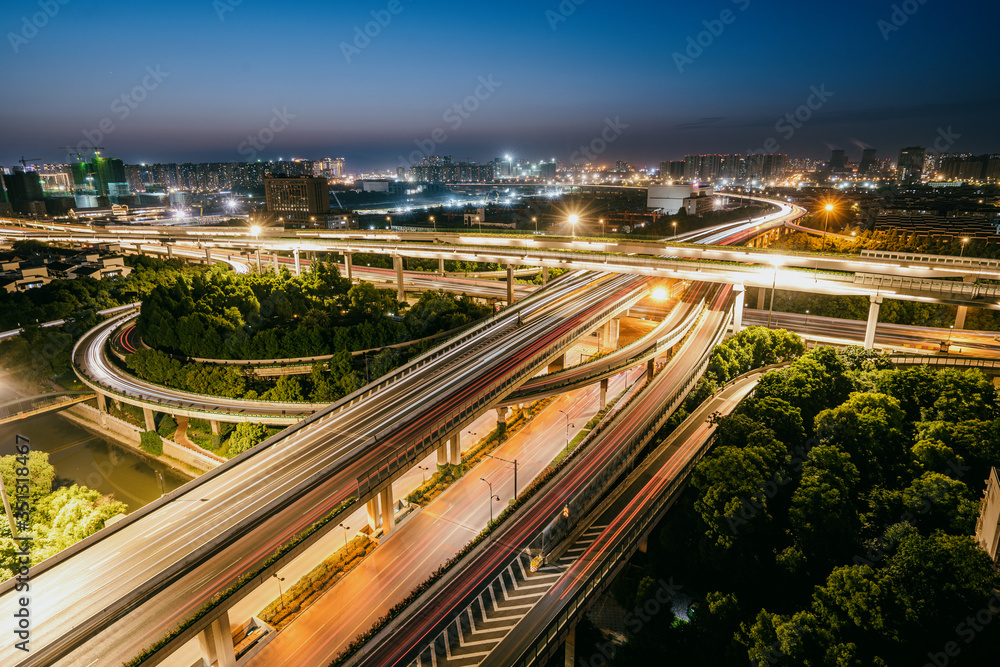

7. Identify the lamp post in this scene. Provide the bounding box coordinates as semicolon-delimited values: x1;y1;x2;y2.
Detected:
804;310;810;333
558;409;574;454
475;215;482;234
599;218;605;236
568;214;579;237
672;220;677;241
429;215;435;232
532;216;538;233
386;215;392;231
486;453;518;500
961;237;969;258
481;478;500;526
417;465;428;483
339;523;350;548
273;574;286;609
823;203;834;252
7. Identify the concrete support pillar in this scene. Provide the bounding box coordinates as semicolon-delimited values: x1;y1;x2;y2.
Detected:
646;358;655;382
733;285;745;333
437;444;448;466
166;245;173;259
547;352;566;374
198;610;236;667
542;266;549;284
366;496;379;531
506;265;514;306
564;624;576;667
496;406;509;435
143;407;156;432
864;295;883;350
344;253;353;281
955;305;968;330
394;255;405;303
597;321;610;351
293;248;301;276
448;433;462;466
255;249;262;274
204;247;212;265
600;378;609;409
96;393;107;413
438;257;445;275
210;420;221;436
757;287;766;310
608;317;620;350
380;485;395;534
272;253;279;275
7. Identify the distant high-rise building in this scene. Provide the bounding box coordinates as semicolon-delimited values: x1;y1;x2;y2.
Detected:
411;157;493;183
5;168;44;202
683;155;701;181
923;152;938;180
314;158;345;180
720;154;742;180
539;162;557;180
897;146;926;184
615;160;631;173
859;149;878;176
762;154;787;181
830;149;847;172
265;174;330;228
667;161;686;180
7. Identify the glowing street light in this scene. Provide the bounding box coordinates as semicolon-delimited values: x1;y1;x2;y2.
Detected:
532;216;538;233
652;286;669;301
961;237;970;258
250;225;261;237
429;215;435;231
568;214;579;237
672;220;678;241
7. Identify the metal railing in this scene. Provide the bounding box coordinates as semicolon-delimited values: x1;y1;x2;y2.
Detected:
889;355;1000;369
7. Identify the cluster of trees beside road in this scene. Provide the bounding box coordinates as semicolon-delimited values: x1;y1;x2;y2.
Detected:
0;452;127;582
136;261;490;360
588;345;1000;665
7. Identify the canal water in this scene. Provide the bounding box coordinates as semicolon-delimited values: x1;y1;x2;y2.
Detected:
0;382;188;512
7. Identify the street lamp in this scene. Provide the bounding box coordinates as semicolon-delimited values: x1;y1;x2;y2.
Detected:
532;216;538;233
386;215;392;231
568;214;579;237
475;215;482;234
804;310;810;333
486;453;518;500
273;574;286;609
480;478;500;526
417;465;429;483
599;218;605;236
672;220;677;241
429;215;435;232
960;237;969;258
558;409;574;454
339;523;350;548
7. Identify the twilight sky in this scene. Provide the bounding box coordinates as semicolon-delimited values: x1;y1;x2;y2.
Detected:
1;0;997;170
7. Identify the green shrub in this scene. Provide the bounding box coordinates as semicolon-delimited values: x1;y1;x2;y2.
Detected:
140;430;163;456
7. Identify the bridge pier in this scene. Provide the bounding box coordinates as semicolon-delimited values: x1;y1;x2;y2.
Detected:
210;420;221;436
366;496;380;531
437;443;448;466
757;287;766;310
646;358;655;382
142;407;156;432
438;257;445;275
564;623;576;667
293;249;301;277
608;317;620;350
272;253;280;275
496;406;508;435
448;432;462;466
542;266;549;284
95;392;107;413
864;294;883;350
547;352;566;374
733;285;745;333
955;305;968;330
204;247;212;265
343;252;353;281
380;484;395;535
166;244;174;259
197;610;236;667
600;378;608;409
255;249;262;273
506;265;514;306
394;255;405;303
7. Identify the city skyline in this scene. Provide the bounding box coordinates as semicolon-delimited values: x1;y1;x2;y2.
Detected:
2;0;998;169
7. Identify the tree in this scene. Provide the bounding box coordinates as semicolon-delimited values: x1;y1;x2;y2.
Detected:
789;445;861;568
227;423;270;457
0;451;54;506
262;375;304;402
815;393;905;488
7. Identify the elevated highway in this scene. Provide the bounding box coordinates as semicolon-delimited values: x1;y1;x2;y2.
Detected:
0;271;650;667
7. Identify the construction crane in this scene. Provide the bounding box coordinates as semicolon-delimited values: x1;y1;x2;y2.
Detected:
18;156;40;169
57;146;105;162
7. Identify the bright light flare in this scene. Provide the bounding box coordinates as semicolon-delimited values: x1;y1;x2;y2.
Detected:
651;287;669;301
250;225;261;236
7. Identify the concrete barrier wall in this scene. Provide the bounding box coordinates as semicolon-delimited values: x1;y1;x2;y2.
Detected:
71;403;141;444
163;439;220;471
